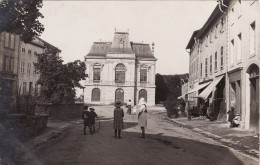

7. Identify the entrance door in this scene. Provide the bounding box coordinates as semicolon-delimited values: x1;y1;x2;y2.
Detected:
115;88;124;103
250;77;259;130
139;89;147;103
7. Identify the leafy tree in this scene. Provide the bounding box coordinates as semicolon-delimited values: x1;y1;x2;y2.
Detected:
155;73;167;104
34;49;86;104
0;0;44;43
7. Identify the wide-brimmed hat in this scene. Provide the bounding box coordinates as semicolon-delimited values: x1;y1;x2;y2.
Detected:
89;107;95;111
84;105;89;110
115;101;122;107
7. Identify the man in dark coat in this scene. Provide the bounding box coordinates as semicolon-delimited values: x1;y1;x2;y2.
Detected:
113;101;124;139
88;107;98;134
82;105;89;135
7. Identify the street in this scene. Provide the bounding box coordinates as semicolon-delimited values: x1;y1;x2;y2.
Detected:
20;106;258;165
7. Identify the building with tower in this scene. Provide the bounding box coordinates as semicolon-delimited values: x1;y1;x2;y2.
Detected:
84;31;157;105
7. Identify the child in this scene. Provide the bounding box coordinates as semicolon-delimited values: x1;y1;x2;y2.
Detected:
82;105;89;135
88;107;98;134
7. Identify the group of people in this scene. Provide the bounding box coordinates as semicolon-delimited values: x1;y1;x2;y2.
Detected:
82;98;148;139
81;105;98;135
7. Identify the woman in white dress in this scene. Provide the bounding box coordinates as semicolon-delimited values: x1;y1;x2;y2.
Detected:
138;97;147;138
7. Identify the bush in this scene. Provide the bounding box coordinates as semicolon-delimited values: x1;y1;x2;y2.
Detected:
163;100;186;118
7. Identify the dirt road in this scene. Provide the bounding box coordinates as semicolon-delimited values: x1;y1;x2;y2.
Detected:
19;106;258;165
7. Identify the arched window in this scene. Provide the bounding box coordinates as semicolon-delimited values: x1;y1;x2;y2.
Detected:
115;63;126;83
139;89;147;103
93;64;101;82
115;88;124;103
91;88;100;102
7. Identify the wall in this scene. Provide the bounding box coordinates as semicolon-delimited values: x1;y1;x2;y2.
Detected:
35;103;84;120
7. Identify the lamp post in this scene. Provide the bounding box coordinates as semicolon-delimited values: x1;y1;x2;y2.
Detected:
82;87;85;105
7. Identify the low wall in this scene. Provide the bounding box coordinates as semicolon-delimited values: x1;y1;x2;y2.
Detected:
1;114;49;142
35;103;84;120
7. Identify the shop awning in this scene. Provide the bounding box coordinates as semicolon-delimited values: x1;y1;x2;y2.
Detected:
186;81;211;94
177;95;185;100
195;75;224;99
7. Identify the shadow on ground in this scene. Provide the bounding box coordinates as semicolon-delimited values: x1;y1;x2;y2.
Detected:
16;117;253;165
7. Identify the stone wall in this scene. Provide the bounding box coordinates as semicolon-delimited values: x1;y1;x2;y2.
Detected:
35;103;84;120
1;114;48;142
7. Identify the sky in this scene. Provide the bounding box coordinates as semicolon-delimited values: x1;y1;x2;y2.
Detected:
40;1;216;75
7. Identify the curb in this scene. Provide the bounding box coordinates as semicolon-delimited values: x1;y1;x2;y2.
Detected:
163;116;259;159
16;121;78;163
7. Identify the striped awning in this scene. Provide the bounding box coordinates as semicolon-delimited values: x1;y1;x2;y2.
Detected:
195;75;224;99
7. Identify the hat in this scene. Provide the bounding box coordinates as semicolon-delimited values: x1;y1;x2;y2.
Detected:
115;101;122;107
89;107;95;111
84;105;89;110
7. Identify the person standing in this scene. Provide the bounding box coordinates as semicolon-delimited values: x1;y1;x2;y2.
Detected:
113;101;124;139
127;99;132;114
82;105;89;135
88;107;98;134
138;98;147;138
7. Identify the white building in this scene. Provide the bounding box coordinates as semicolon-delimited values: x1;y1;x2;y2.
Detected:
84;32;157;106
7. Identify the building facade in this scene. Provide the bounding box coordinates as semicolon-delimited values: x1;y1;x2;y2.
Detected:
227;0;260;130
0;32;20;113
18;38;45;95
18;37;61;96
185;0;259;131
84;32;157;106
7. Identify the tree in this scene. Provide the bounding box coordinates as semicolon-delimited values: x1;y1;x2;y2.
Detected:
155;73;167;104
0;0;44;43
34;49;86;104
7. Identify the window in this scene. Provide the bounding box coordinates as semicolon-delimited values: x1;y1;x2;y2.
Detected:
91;88;101;102
4;33;15;49
210;30;213;43
34;52;37;56
115;63;125;83
28;50;32;54
10;34;15;49
27;63;31;74
20;62;25;73
220;17;225;32
3;56;14;72
21;48;25;52
249;22;255;55
29;82;33;94
237;33;242;61
33;62;36;75
215;24;218;38
230;39;234;65
220;46;224;69
93;68;101;82
215;52;218;71
140;69;147;83
210;55;212;74
206;35;209;46
22;82;27;94
200;63;203;77
205;58;208;77
4;33;9;47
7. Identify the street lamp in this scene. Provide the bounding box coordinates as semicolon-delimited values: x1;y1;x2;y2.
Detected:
82;87;85;105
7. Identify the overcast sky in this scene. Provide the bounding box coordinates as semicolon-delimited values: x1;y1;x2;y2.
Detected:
40;1;216;75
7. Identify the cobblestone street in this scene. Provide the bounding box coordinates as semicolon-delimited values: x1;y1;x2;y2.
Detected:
18;106;258;165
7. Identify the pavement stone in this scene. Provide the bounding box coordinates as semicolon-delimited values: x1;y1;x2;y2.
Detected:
164;116;259;159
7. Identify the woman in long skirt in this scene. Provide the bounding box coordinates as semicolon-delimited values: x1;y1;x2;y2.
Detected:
138;98;147;138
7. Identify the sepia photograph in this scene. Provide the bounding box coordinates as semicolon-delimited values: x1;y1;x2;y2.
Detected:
0;0;259;164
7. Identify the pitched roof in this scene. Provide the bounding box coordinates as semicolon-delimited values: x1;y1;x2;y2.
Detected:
87;42;112;56
186;30;200;49
131;42;156;59
36;37;61;53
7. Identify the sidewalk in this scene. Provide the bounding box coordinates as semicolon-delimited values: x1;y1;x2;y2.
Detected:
15;119;78;164
167;116;259;158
